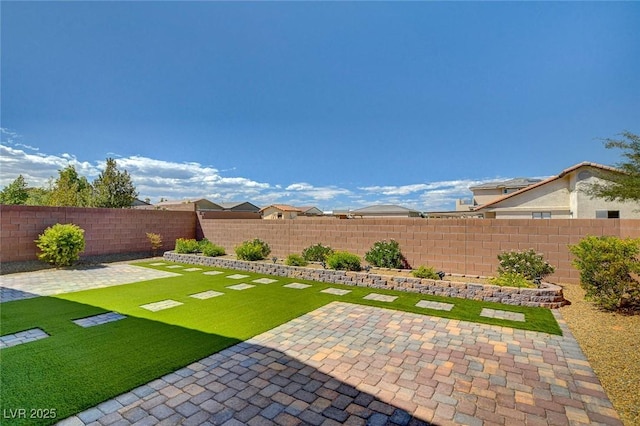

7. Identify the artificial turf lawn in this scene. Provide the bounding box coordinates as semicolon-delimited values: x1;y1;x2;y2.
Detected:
0;262;561;424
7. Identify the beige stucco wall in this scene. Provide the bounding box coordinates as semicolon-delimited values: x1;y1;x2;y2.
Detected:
573;175;640;218
481;166;640;219
262;207;299;220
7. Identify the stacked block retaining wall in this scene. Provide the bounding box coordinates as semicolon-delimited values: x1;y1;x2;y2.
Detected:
165;252;567;308
0;205;196;263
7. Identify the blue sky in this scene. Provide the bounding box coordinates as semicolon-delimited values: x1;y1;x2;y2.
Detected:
1;2;638;211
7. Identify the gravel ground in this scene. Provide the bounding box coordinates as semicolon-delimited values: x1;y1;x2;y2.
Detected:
559;283;640;426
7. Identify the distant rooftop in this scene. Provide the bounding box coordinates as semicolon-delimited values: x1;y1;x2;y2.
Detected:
469;178;542;191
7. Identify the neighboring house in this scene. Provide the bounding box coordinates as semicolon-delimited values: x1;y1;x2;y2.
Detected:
457;178;542;211
346;204;422;218
260;204;303;220
154;198;222;212
216;201;261;213
131;198;153;209
297;206;324;217
473;162;640;219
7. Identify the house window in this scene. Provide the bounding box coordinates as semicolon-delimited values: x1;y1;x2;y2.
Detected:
532;212;551;219
596;210;620;219
277;213;283;219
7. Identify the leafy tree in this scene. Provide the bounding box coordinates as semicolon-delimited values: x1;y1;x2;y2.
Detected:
47;165;93;207
92;158;138;208
586;131;640;203
0;175;29;205
26;187;51;206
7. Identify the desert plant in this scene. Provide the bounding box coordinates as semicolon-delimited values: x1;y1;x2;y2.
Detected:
146;232;163;256
497;249;555;281
235;238;271;261
489;272;536;288
285;254;308;267
35;223;86;267
302;243;334;262
174;238;201;254
326;251;361;271
364;239;407;269
200;241;226;257
412;265;442;280
569;236;640;311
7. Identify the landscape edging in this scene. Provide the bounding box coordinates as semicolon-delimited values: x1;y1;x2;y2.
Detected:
163;252;567;308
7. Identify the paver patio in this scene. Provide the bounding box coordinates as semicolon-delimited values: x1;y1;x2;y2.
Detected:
0;264;623;425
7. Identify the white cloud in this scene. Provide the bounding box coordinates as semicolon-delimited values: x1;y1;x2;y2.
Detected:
0;132;509;211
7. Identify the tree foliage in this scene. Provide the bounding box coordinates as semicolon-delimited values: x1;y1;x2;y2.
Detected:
0;175;29;205
92;158;138;208
47;165;93;207
586;131;640;203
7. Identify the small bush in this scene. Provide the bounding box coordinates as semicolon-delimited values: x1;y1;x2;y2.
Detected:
569;236;640;312
285;254;308;267
35;223;86;267
201;241;226;257
326;251;361;271
302;243;334;262
364;239;406;269
146;232;163;256
175;238;201;254
235;238;271;261
412;265;441;280
497;249;555;281
489;272;536;288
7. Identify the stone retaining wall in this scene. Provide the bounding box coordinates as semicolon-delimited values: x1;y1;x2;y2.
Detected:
164;252;567;309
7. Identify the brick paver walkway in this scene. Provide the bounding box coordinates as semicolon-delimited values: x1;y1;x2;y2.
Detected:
0;264;180;303
2;264;622;425
58;301;621;426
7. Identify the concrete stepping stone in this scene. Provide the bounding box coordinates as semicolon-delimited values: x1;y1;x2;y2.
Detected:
190;290;224;300
227;274;250;279
140;300;183;312
149;262;167;266
363;293;398;302
0;328;49;349
253;278;278;284
227;284;255;291
166;265;184;269
416;300;455;311
321;288;352;296
203;271;224;276
183;267;202;272
73;312;127;328
284;283;312;290
480;308;525;322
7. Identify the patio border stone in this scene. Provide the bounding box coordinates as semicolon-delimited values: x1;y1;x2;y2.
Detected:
164;252;567;308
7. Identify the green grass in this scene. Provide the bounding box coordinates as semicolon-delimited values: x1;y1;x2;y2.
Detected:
0;261;561;424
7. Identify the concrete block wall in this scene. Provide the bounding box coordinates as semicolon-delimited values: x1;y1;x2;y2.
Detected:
198;217;636;284
0;205;196;263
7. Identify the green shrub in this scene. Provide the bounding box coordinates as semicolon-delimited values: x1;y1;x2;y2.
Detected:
497;249;555;281
326;251;361;271
200;241;226;257
235;238;271;261
35;223;86;267
412;265;441;280
489;272;536;288
285;254;308;267
569;236;640;311
302;243;334;262
364;239;406;269
174;238;201;254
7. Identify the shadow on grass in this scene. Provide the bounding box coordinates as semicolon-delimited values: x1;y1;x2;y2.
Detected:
0;296;436;426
